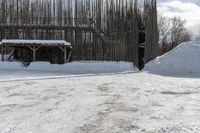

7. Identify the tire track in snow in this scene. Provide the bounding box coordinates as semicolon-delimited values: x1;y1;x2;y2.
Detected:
77;83;143;133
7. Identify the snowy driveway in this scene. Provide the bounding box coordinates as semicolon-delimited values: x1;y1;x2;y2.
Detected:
0;70;200;133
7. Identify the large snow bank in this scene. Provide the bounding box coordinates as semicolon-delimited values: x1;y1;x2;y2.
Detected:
145;42;200;75
0;61;136;74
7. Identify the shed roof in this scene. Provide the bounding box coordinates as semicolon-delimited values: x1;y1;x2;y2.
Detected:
0;39;71;47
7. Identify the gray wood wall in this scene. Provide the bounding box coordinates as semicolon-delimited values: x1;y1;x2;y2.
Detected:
0;0;158;67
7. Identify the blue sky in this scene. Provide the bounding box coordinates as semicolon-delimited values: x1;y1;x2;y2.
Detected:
158;0;200;36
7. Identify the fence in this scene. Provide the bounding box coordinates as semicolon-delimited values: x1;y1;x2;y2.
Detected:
0;0;158;67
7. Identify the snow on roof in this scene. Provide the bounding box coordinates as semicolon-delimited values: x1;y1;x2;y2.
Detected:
0;39;71;47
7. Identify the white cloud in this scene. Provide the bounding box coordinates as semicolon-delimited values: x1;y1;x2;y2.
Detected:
158;0;200;36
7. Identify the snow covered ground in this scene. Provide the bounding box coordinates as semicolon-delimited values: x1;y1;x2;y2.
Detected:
0;42;200;133
0;70;200;133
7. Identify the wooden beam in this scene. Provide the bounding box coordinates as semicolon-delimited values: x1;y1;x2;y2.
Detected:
0;25;93;31
58;46;65;52
35;46;41;51
27;46;34;51
8;49;15;61
28;46;41;51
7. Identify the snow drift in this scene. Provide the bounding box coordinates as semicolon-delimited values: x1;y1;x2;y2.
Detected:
0;60;136;74
145;42;200;75
0;54;10;61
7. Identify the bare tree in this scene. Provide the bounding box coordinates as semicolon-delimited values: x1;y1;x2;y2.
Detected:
158;15;192;54
170;16;191;48
179;30;192;43
158;14;170;53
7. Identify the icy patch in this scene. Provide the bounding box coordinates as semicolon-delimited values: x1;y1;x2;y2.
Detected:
145;42;200;75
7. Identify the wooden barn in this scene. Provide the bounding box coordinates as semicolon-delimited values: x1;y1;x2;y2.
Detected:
0;0;158;69
0;39;72;64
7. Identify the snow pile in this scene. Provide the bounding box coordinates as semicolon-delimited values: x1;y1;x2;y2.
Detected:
0;61;136;74
0;61;24;70
0;54;10;62
145;42;200;75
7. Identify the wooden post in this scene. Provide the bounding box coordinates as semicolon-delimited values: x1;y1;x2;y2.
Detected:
58;46;67;63
33;46;36;62
64;46;67;63
1;46;4;61
67;50;72;62
27;46;40;62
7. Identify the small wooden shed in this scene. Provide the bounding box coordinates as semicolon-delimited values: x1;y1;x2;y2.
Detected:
0;39;72;64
